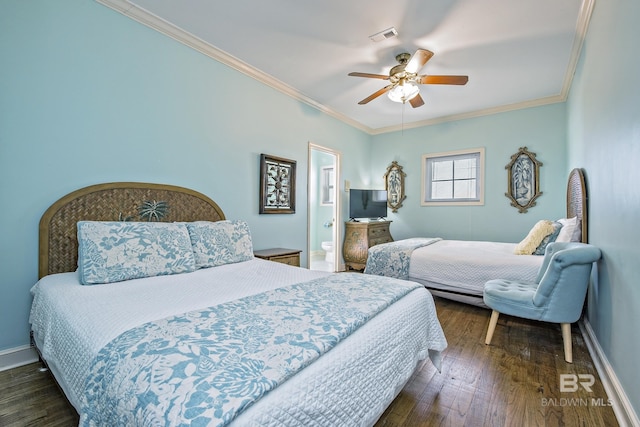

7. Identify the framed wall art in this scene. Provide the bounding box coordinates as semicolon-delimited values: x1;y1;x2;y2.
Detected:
259;153;296;214
505;146;542;213
383;161;406;213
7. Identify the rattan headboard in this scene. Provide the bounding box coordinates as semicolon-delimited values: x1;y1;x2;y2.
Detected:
39;182;226;278
566;168;588;243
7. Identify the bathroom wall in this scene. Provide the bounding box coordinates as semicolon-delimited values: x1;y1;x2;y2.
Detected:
310;149;336;253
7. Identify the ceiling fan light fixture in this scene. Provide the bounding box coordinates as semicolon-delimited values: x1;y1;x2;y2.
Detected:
388;81;419;103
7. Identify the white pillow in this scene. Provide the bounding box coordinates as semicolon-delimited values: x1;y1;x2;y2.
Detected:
556;217;582;242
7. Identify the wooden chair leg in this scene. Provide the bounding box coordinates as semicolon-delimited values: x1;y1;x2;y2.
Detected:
485;310;500;345
561;323;573;363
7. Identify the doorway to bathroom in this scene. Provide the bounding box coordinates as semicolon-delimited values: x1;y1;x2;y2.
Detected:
307;143;341;272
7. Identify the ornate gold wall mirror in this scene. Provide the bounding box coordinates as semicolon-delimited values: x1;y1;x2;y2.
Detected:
383;161;406;213
505;146;542;213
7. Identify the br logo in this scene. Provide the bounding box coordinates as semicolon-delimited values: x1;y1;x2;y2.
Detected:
560;374;595;392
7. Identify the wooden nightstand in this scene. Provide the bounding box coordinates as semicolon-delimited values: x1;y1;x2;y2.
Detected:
253;248;301;267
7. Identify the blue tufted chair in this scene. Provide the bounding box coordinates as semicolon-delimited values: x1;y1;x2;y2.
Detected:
483;242;601;363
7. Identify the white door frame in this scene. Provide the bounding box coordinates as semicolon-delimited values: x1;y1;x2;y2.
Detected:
307;142;342;271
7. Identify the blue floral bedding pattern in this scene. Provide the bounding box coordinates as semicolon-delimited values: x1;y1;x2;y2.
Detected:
77;221;196;285
79;273;422;427
186;220;254;268
364;238;442;279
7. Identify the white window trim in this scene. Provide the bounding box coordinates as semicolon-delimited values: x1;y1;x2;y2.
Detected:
320;166;335;206
421;147;485;206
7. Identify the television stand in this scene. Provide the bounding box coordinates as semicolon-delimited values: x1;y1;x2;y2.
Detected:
348;217;387;222
343;220;393;271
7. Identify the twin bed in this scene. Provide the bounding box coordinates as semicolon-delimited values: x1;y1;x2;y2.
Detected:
364;168;589;307
30;182;447;426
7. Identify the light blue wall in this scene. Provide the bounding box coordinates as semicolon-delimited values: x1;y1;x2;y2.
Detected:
566;0;640;415
370;104;567;243
0;0;371;351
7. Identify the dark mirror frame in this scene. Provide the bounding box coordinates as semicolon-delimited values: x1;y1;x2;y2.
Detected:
505;146;543;213
383;161;406;213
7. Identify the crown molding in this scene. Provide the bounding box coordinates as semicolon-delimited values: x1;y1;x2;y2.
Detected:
96;0;593;136
96;0;373;134
371;94;565;135
560;0;595;100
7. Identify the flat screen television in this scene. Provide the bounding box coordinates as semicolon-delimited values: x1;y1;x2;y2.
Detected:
349;189;388;220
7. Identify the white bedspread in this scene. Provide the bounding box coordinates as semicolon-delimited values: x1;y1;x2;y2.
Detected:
409;239;543;296
30;258;446;426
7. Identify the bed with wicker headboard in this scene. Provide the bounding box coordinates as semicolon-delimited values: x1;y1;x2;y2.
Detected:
38;182;226;279
566;167;589;243
30;181;447;426
364;168;590;307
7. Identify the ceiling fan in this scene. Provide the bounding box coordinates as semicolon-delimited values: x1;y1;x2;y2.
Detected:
348;48;468;108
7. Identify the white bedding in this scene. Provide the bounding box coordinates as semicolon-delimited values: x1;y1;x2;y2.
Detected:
30;258;447;426
408;239;543;299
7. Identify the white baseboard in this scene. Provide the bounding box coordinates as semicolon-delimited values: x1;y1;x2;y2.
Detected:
0;345;39;372
580;319;640;427
310;250;324;259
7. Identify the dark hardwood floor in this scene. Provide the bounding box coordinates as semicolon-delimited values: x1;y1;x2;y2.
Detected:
375;298;617;427
0;297;618;426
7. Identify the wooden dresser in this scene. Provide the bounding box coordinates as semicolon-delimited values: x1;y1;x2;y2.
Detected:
253;248;301;267
342;221;393;271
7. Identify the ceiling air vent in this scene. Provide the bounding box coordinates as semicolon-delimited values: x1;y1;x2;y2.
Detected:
369;27;398;42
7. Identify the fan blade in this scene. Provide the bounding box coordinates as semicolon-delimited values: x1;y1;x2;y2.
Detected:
417;75;469;85
409;93;425;108
358;85;393;105
405;49;434;74
348;72;389;80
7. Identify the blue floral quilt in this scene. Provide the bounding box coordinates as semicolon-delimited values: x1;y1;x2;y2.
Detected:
364;237;442;279
79;273;422;427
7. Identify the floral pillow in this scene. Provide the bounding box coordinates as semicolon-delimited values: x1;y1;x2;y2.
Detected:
77;221;196;285
513;220;556;255
186;220;254;268
533;221;563;255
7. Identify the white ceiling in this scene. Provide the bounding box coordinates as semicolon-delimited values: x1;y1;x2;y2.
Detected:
98;0;593;134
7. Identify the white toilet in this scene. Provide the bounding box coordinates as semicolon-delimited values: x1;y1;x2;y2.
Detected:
321;241;334;262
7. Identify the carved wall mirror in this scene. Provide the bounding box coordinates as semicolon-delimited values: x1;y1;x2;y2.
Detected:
383;161;406;213
505;146;542;213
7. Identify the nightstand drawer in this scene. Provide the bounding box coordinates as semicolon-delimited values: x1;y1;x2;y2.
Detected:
369;237;392;246
253;248;301;267
269;254;300;266
369;227;388;238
